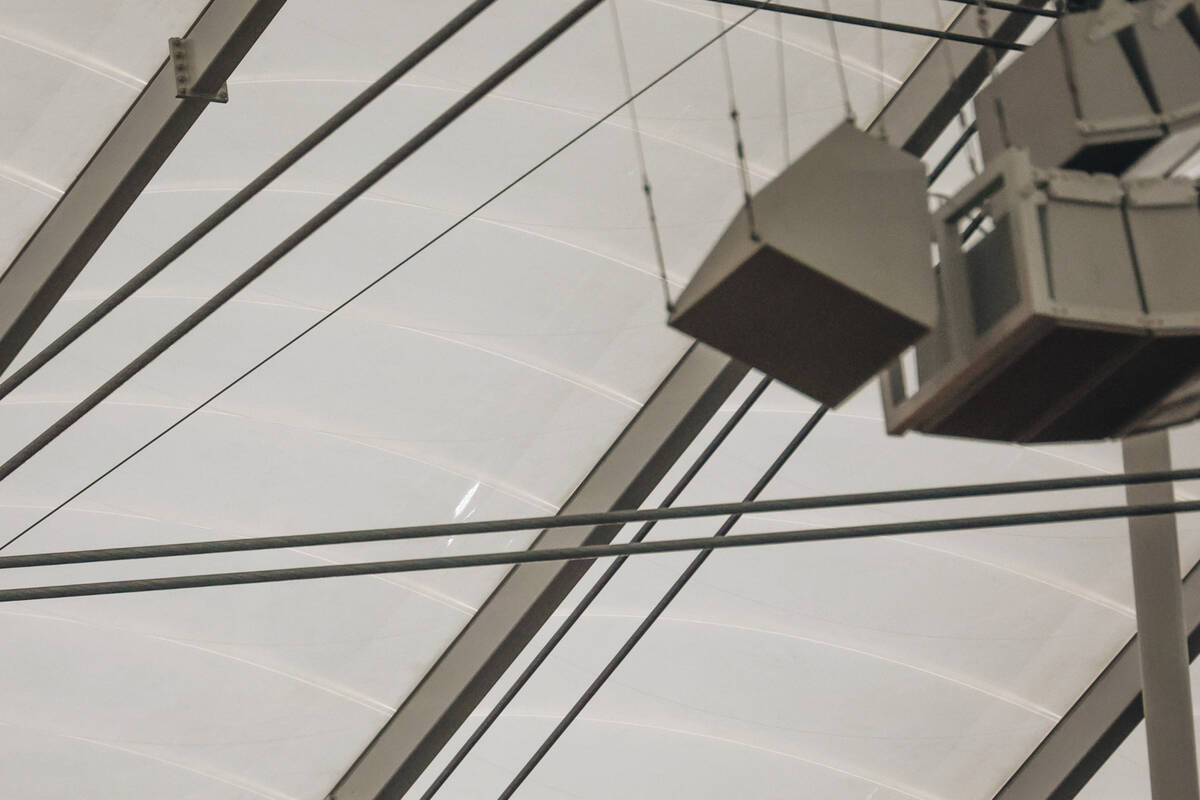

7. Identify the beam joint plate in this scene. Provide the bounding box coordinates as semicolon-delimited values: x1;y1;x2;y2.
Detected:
169;37;230;103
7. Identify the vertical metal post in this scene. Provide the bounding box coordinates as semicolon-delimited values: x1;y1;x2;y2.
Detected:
1123;430;1200;800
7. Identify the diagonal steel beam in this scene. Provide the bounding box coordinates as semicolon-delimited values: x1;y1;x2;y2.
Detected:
993;547;1200;799
328;343;749;800
327;4;1048;799
0;0;286;375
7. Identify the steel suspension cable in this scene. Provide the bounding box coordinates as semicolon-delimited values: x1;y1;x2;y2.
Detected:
609;0;672;312
0;0;768;554
0;0;605;490
773;13;791;163
494;405;828;799
4;498;1200;602
708;0;1028;49
928;119;978;184
715;5;762;241
822;0;854;123
4;466;1199;570
0;0;501;405
417;375;772;799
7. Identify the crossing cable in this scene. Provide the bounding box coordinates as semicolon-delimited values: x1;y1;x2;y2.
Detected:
873;0;888;141
823;0;855;123
929;0;982;177
0;76;980;558
774;12;791;162
0;1;772;555
0;0;605;485
714;5;763;241
3;497;1200;602
4;466;1199;570
0;0;502;406
975;0;1004;90
0;0;609;544
0;0;1021;564
928;119;978;184
416;375;773;800
708;0;1028;49
609;0;673;312
495;405;828;799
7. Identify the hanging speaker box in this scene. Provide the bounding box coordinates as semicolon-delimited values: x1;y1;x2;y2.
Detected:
881;149;1200;444
668;122;937;407
976;2;1200;175
974;6;1164;174
1116;177;1200;436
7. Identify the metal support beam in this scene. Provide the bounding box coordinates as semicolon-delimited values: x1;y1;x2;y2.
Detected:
0;0;286;375
994;432;1200;800
1124;432;1198;800
873;0;1046;156
329;4;1043;798
327;344;748;800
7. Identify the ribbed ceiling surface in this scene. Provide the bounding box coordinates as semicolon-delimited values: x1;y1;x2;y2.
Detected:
0;1;1195;799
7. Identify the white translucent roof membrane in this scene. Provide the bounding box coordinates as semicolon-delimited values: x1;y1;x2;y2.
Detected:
0;1;1156;798
0;0;209;274
411;382;1200;800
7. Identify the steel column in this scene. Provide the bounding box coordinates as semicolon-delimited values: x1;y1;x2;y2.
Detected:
995;431;1200;800
0;0;287;375
1124;431;1199;800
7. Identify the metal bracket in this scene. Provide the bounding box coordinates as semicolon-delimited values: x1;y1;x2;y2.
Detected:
168;37;229;103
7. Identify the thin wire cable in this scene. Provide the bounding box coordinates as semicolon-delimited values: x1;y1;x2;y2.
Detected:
976;0;1001;79
0;1;769;554
707;0;1027;50
0;0;502;406
874;0;888;141
417;375;772;800
822;0;854;122
495;405;828;800
6;465;1200;569
714;5;762;242
609;0;673;312
5;497;1200;603
929;0;982;176
773;13;791;162
0;0;606;494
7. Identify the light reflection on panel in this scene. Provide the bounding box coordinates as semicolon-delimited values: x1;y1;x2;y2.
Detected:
410;371;1200;800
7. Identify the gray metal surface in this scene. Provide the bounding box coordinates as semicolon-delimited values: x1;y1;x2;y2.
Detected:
883;148;1200;442
975;7;1160;172
976;2;1200;174
328;3;1048;797
669;122;935;406
327;344;749;800
0;0;285;376
1123;432;1200;800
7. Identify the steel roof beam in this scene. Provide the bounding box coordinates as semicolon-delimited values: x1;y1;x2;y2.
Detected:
0;0;286;375
993;546;1200;799
328;3;1048;798
328;343;748;800
994;434;1200;800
